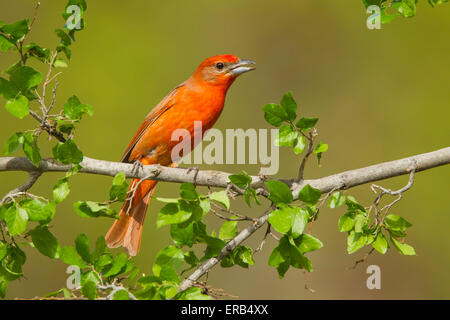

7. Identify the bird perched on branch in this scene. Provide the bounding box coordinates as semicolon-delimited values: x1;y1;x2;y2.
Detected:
105;55;256;255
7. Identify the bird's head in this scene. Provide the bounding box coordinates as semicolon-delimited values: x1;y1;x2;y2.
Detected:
191;54;256;88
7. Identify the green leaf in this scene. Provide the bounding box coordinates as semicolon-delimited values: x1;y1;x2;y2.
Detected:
59;246;86;268
0;279;7;298
0;242;7;261
243;187;260;207
183;251;199;269
338;212;355;232
280;92;297;122
52;139;83;164
232;246;255;268
30;226;60;259
390;234;416;256
347;231;367;254
25;43;51;62
0;34;14;52
57;43;72;61
10;66;42;91
93;254;113;272
293;135;306;154
429;0;449;7
314;142;328;165
0;77;18;100
275;125;298;147
20;198;55;223
268;245;286;267
81;280;98;300
209;190;230;210
3;132;24;155
204;236;226;258
157;201;193;228
159;265;180;283
296;234;323;253
295;117;318;131
385;214;412;231
5;61;21;76
170;221;196;247
328;192;345;209
152;246;184;276
0;203;9;221
266;180;293;204
92;236;107;261
1;19;30;38
219;219;238;240
22;133;41;167
180;183;198;200
372;231;388;254
262;103;289;127
290;207;310;238
354;214;367;233
345;197;366;213
75;234;91;263
268;206;293;234
229;171;252;188
53;178;70;204
176;287;211;300
73;201;118;219
394;0;417;17
289;247;312;272
5;95;29;119
63;95;93;120
137;275;162;287
109;172;129;201
127;266;140;283
220;255;235;268
4;205;28;235
53;59;68;68
113;289;130;300
388;229;407;238
280;236;312;272
55;29;72;46
103;253;128;277
298;184;322;205
1;245;26;280
314;142;328;154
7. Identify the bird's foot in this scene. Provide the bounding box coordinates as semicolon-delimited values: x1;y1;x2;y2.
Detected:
132;160;144;175
187;166;200;186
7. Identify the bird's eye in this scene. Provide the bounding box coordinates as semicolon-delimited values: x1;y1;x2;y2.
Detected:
215;62;224;70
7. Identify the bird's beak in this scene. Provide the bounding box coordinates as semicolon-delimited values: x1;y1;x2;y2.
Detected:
230;59;256;76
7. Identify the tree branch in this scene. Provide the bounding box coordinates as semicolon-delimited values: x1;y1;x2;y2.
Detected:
1;147;449;292
0;171;42;205
290;147;450;197
0;147;448;195
179;207;273;291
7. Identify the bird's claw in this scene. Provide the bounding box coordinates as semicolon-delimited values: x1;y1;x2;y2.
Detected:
187;166;200;186
132;160;144;175
258;172;268;181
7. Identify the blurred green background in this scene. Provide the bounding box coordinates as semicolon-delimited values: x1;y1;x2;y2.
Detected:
0;0;449;299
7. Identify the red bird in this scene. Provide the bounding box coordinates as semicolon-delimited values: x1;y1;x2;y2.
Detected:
105;55;256;255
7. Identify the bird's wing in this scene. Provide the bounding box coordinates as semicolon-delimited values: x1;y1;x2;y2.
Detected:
120;84;184;163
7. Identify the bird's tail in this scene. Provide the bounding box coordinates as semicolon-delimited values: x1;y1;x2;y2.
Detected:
105;179;157;256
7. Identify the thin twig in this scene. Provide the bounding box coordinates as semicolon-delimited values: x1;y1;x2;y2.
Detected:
348;248;375;270
371;168;416;224
1;171;42;205
297;129;317;181
307;186;339;234
210;208;254;222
